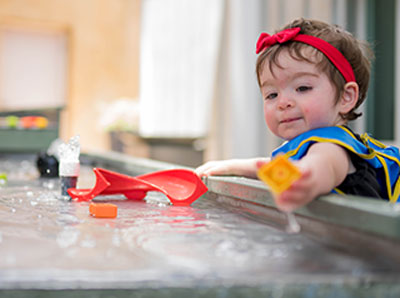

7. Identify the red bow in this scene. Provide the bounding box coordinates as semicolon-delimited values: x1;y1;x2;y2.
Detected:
256;27;301;54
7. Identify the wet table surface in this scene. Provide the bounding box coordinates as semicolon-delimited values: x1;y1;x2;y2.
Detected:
0;159;399;292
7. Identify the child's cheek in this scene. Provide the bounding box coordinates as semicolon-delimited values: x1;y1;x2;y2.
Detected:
263;106;274;126
265;112;279;132
303;106;317;120
303;107;311;115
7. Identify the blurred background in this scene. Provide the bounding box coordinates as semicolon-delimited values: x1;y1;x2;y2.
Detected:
0;0;398;167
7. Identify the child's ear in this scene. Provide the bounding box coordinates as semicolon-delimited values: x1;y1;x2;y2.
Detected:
339;82;359;114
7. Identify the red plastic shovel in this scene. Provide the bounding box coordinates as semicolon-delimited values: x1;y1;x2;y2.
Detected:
67;168;208;206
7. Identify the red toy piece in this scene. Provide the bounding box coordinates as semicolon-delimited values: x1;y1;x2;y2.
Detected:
67;168;208;206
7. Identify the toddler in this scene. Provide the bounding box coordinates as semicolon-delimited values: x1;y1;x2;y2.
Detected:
196;18;400;212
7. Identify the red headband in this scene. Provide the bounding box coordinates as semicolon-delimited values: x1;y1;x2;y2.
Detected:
256;27;356;83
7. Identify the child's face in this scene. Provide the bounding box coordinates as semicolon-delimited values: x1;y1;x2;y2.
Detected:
259;49;345;140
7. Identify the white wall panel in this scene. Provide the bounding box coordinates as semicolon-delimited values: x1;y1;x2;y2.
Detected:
139;0;224;138
0;27;67;110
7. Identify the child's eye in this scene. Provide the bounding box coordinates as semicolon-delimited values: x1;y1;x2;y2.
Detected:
296;86;312;92
265;92;278;100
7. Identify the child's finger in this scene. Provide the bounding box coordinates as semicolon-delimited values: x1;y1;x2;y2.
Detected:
275;191;308;212
195;161;234;177
195;161;219;176
289;168;312;189
255;160;268;169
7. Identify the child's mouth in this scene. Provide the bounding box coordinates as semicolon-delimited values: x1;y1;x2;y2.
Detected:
280;117;302;124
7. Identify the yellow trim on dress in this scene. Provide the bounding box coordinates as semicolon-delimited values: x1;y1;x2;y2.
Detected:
284;125;400;202
334;188;345;195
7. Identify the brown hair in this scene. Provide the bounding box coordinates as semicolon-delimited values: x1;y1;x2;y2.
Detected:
256;18;374;121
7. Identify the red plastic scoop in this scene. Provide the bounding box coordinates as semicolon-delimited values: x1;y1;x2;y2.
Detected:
67;168;208;206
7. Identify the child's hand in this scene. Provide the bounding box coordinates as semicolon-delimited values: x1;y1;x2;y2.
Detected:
257;142;351;212
274;167;315;212
195;158;269;178
256;159;315;212
195;160;237;177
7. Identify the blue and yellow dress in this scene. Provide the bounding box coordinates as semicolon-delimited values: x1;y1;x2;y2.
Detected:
272;126;400;202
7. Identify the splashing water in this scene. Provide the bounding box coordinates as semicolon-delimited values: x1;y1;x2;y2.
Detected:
144;191;170;206
285;212;301;234
58;136;81;198
58;136;80;163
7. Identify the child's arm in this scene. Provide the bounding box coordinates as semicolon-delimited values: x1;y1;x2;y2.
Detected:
265;142;352;212
195;157;270;179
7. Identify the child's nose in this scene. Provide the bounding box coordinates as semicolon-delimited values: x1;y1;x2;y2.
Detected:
277;95;294;109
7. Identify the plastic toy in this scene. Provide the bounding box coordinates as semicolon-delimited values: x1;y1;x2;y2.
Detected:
0;173;7;186
17;116;49;129
36;117;49;129
6;116;19;128
20;116;37;129
257;155;301;194
36;152;59;177
68;167;208;206
89;203;118;218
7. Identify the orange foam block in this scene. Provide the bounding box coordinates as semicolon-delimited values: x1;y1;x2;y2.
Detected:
257;155;301;194
89;203;118;218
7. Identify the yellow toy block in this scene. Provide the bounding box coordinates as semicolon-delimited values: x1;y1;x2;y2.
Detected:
257;155;301;194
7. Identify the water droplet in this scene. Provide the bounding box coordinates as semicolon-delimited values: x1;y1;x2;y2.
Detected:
80;237;96;248
112;233;121;247
271;248;287;258
42;180;56;190
56;227;80;248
